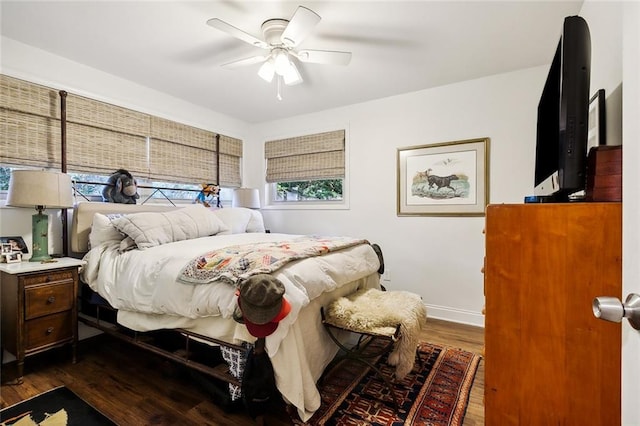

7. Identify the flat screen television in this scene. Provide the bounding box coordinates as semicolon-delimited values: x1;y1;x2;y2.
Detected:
530;15;591;202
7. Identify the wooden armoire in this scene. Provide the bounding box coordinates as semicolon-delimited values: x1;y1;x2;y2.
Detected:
484;202;621;425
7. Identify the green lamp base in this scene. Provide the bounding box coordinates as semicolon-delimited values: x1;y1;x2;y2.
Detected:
29;212;51;262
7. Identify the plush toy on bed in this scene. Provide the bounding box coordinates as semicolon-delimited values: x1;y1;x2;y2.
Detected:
102;169;139;204
195;183;220;208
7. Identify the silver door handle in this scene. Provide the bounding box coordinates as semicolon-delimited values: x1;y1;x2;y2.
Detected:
593;293;640;330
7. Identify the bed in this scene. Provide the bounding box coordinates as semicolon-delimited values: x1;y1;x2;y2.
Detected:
71;201;382;422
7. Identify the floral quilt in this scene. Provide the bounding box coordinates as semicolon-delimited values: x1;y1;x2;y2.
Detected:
179;236;368;285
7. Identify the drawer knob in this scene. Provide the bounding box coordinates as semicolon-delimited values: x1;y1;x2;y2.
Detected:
46;327;54;334
47;296;56;304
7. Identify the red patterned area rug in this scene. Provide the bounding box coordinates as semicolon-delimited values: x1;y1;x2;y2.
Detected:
299;340;481;426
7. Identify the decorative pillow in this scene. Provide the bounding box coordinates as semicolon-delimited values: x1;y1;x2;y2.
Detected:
212;207;266;234
110;204;230;250
118;236;137;253
245;209;266;233
88;213;126;249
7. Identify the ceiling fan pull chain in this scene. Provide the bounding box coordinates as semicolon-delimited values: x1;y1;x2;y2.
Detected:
277;76;283;101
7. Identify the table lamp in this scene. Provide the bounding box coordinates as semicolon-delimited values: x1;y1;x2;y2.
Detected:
232;188;261;209
6;170;74;261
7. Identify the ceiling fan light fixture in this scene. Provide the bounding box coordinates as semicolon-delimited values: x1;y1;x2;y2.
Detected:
208;5;351;94
258;59;275;82
274;49;291;76
283;61;303;86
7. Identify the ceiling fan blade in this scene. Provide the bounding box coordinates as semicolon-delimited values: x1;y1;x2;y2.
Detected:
207;18;268;49
221;55;268;69
295;49;352;66
280;6;321;48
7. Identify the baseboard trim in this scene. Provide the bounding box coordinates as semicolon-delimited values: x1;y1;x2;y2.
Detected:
426;304;485;328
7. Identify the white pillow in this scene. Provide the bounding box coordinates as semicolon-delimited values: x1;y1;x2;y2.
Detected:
111;204;230;249
211;207;266;234
245;209;266;233
88;213;125;249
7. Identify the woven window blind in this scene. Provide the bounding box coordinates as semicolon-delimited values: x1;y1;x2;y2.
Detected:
0;75;62;168
65;93;150;176
0;74;243;187
148;118;242;187
264;129;345;183
218;134;243;188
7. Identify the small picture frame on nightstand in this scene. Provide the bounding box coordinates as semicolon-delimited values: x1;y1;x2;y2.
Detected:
5;252;22;263
1;243;11;254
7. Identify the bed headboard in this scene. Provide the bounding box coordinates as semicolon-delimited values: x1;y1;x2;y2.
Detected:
70;202;267;254
71;201;177;253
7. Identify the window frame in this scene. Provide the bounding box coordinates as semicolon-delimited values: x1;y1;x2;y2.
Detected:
262;125;350;211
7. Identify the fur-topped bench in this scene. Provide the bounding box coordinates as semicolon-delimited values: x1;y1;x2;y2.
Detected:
322;288;427;380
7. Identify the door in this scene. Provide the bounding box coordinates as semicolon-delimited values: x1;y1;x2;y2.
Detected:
621;3;640;424
485;203;621;425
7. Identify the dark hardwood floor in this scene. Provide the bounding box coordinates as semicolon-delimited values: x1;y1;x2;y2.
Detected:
1;318;484;425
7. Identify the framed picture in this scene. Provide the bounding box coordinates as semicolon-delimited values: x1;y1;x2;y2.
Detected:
5;252;22;263
397;137;489;216
1;243;11;254
0;236;29;254
588;89;606;153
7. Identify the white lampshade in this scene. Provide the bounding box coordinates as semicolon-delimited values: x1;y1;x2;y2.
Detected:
274;49;291;76
232;188;260;209
283;61;303;86
7;170;74;209
258;59;275;83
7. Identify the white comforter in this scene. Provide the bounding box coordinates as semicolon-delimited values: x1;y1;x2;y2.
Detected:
81;232;381;421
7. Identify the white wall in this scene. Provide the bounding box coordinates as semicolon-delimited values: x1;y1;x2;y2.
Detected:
580;1;623;146
248;66;547;326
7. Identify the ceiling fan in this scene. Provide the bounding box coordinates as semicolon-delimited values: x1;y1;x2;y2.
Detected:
207;5;352;89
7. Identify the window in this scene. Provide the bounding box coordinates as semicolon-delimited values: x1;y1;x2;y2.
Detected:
265;129;346;207
69;172;204;202
1;166;233;205
0;167;10;191
274;180;343;201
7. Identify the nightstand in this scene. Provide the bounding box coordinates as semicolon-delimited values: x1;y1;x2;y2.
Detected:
0;257;85;383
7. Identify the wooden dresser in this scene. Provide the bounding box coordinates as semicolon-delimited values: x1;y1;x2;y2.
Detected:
484;203;621;425
1;257;84;383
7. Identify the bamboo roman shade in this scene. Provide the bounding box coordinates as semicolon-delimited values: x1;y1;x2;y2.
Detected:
218;134;243;188
264;129;345;183
0;75;62;168
149;116;217;184
65;93;150;176
148;118;242;187
0;74;242;186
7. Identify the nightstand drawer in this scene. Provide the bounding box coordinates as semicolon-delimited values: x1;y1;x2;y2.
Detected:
25;282;74;320
25;311;73;350
23;270;74;286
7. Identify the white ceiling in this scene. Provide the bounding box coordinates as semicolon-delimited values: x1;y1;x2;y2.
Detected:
1;1;583;123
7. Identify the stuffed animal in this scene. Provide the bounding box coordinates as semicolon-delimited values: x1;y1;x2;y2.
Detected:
195;183;219;208
103;169;139;204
